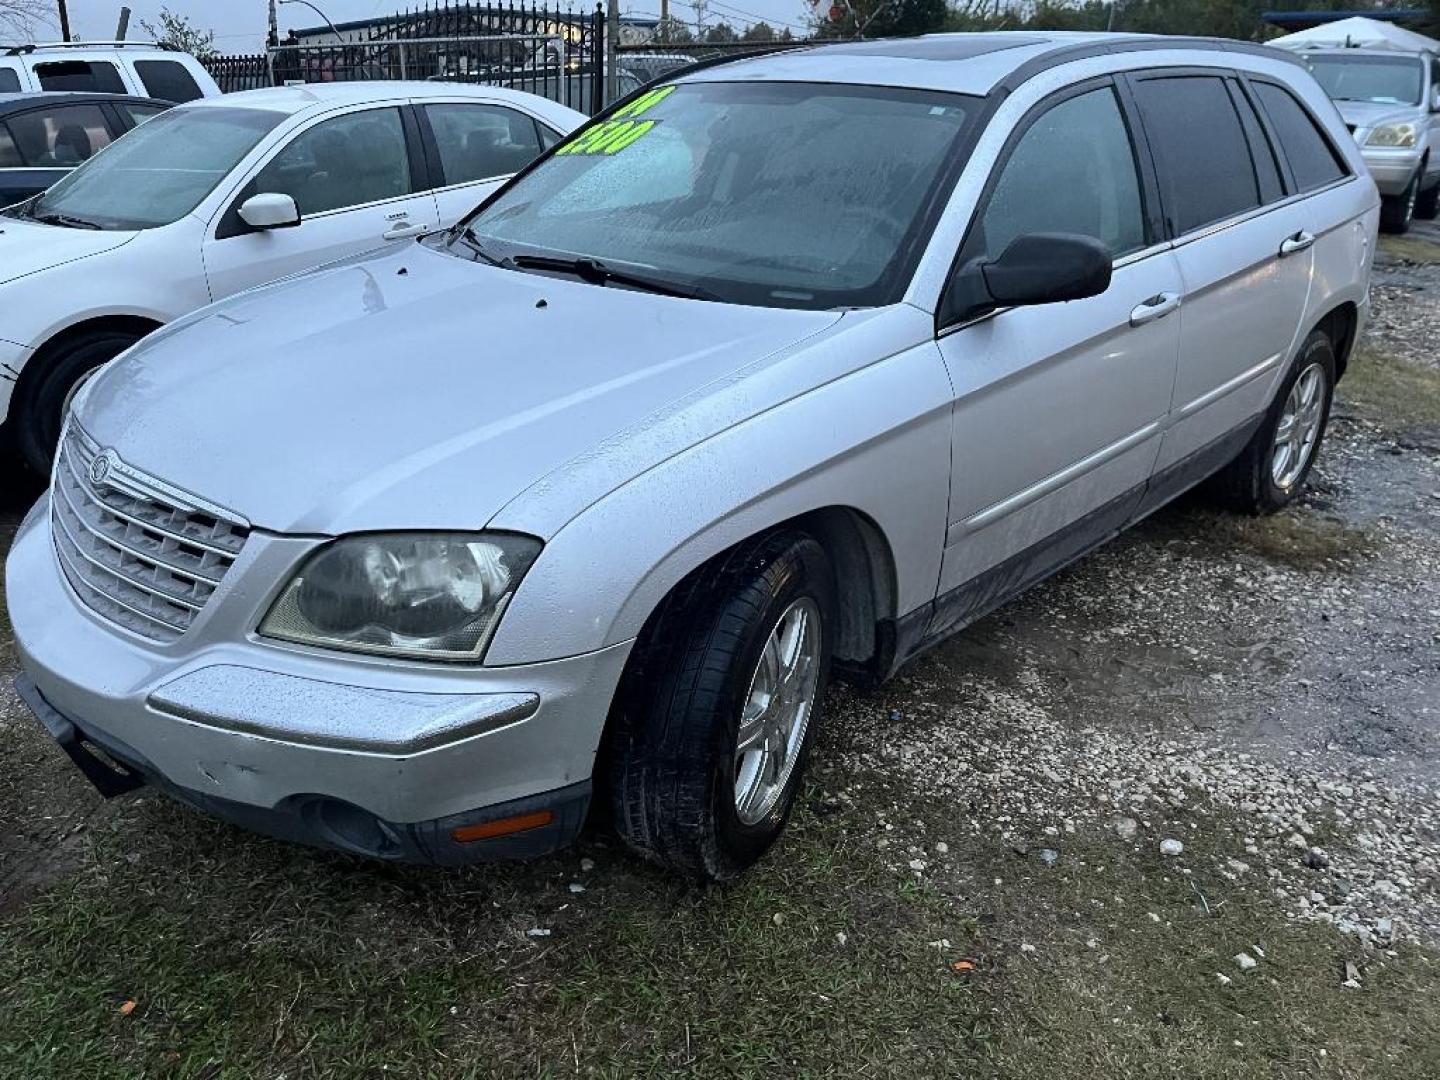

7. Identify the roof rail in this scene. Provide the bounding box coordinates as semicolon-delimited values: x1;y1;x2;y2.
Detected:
3;40;162;56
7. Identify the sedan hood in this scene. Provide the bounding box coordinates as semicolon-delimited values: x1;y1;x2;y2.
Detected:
1334;99;1418;133
0;216;136;287
80;244;842;535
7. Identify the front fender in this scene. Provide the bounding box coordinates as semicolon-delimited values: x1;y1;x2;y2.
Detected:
484;336;955;665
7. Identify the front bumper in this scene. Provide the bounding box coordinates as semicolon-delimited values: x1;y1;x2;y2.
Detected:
6;498;633;863
1361;147;1425;197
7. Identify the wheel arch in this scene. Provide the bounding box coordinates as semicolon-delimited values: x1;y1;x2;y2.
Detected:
621;505;901;684
1313;301;1358;383
10;313;164;409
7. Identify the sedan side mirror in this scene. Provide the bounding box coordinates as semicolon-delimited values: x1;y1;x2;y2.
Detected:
943;233;1113;325
238;192;301;231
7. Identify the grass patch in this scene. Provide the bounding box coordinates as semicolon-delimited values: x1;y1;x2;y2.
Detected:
1182;508;1380;571
1340;347;1440;431
1;773;1437;1078
0;791;988;1078
1377;234;1440;266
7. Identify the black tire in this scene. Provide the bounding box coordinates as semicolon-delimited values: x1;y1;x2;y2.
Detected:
608;530;835;882
1210;328;1336;515
1416;179;1439;221
14;330;140;474
1379;170;1420;234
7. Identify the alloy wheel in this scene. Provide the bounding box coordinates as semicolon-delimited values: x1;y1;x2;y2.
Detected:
1270;361;1328;491
734;596;821;826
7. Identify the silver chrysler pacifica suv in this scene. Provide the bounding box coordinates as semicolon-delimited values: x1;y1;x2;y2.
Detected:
8;33;1379;880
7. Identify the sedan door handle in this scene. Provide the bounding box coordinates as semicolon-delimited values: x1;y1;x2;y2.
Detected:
1129;291;1181;327
1279;231;1316;257
383;222;429;241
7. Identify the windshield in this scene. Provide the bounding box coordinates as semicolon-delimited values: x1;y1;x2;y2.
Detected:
454;81;979;310
8;106;284;230
1306;54;1425;106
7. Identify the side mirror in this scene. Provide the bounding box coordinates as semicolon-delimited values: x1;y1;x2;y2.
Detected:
238;192;301;231
943;233;1113;325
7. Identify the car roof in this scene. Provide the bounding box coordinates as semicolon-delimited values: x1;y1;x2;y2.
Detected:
180;81;562;116
672;32;1300;97
0;90;171;115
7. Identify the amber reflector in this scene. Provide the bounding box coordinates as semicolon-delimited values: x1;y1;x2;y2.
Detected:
451;809;554;843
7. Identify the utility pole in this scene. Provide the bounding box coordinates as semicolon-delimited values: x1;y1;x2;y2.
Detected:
268;0;280;48
56;0;71;41
115;6;131;41
659;0;668;43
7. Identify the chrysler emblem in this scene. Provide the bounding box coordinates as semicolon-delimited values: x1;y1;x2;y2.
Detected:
89;451;115;487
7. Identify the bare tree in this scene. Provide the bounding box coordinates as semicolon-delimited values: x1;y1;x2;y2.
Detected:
0;0;53;41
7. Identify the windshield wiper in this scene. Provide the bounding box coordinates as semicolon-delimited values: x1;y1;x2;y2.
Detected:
33;209;101;230
508;253;718;301
454;226;514;268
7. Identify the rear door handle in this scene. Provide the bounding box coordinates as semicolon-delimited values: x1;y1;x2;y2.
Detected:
1279;231;1316;257
383;222;429;241
1129;291;1181;327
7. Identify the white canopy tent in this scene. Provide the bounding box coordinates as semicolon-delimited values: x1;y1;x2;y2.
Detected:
1269;16;1440;53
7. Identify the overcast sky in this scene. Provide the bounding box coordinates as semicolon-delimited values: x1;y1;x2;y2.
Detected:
55;0;818;50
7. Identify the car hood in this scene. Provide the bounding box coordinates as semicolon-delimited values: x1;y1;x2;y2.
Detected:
0;216;136;287
79;244;843;535
1334;99;1419;132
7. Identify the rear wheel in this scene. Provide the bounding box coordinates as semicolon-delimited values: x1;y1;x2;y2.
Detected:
608;530;834;882
1211;328;1335;515
1380;170;1420;233
14;330;140;474
1416;178;1439;221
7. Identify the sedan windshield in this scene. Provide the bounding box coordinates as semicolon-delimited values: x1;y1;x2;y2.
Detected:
9;106;284;230
455;81;978;309
1306;54;1425;106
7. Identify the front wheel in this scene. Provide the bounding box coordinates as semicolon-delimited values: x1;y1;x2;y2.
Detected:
1211;328;1336;515
1380;170;1420;233
1416;179;1439;221
13;330;141;475
608;531;835;882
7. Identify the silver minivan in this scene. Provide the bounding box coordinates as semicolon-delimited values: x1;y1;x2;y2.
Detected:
1300;47;1440;232
8;33;1378;881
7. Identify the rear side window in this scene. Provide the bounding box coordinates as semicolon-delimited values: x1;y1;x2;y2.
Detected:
1252;82;1347;193
0;68;21;93
1132;75;1261;236
35;60;127;94
117;102;169;128
424;103;544;185
971;86;1148;261
5;104;113;166
1230;84;1285;204
134;60;204;103
0;125;20;167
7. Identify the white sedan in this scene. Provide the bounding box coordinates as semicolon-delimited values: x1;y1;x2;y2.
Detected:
0;81;584;472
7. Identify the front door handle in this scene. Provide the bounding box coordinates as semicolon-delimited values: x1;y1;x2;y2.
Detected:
383;221;429;241
1129;291;1181;327
1279;231;1316;257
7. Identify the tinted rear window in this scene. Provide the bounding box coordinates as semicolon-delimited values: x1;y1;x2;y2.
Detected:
1133;75;1261;236
1253;82;1347;193
135;59;204;103
35;60;126;94
0;68;20;93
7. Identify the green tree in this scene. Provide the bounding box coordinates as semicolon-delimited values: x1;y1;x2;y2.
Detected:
704;20;739;43
139;5;218;60
742;20;778;41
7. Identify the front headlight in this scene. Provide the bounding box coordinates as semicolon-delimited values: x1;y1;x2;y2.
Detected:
259;532;541;661
1366;122;1418;148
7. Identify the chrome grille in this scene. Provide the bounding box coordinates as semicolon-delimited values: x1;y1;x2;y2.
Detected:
51;426;250;642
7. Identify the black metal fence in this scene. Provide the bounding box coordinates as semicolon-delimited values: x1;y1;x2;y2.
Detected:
203;1;811;113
